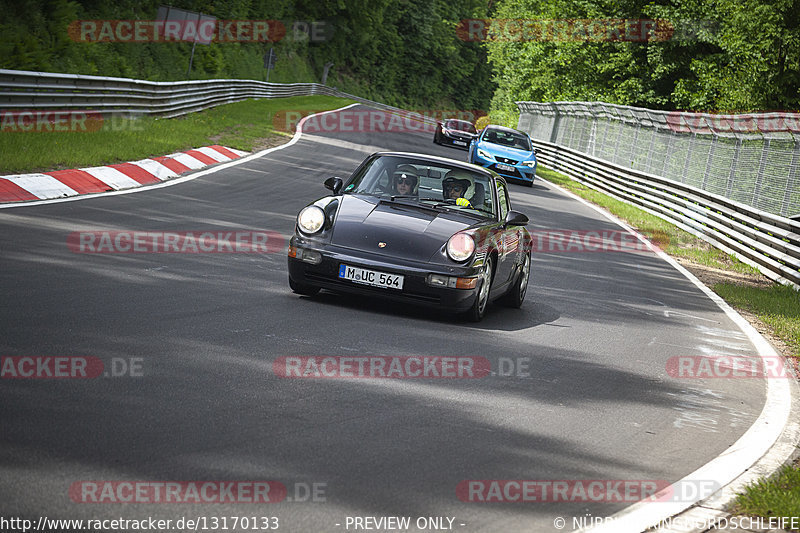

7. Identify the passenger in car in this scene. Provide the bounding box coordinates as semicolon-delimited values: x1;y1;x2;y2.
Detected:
391;165;419;195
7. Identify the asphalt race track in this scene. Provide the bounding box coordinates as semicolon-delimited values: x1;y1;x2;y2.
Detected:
0;105;776;532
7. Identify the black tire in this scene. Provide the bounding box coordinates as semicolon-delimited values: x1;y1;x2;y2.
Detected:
525;179;534;187
501;253;530;308
289;277;320;297
463;256;494;322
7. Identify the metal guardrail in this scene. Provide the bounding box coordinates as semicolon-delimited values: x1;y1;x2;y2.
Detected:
526;136;800;288
517;101;800;219
0;68;402;119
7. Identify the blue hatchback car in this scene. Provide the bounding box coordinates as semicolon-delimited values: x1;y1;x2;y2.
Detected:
468;125;537;187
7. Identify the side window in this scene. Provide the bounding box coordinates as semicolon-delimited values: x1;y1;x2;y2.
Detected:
496;181;509;221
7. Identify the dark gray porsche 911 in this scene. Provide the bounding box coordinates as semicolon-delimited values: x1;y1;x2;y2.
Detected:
287;152;532;321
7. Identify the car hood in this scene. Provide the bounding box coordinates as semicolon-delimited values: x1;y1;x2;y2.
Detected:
478;142;535;161
331;195;477;262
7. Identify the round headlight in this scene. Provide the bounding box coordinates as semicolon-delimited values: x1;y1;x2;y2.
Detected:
446;233;476;262
297;205;325;234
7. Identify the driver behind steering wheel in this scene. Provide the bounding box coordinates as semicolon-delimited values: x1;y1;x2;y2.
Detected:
442;170;475;207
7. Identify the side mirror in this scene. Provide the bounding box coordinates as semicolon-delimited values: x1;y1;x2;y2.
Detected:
505;210;529;227
324;177;343;195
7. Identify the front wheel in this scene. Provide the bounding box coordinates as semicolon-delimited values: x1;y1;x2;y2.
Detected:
501;253;530;308
289;277;320;297
463;256;494;322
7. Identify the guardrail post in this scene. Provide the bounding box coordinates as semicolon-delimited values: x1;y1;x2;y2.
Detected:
630;122;641;168
549;104;560;144
752;138;771;208
595;119;607;157
781;140;800;217
701;134;718;190
726;138;742;198
663;132;674;177
612;122;624;166
645;128;656;172
588;119;597;157
681;133;695;184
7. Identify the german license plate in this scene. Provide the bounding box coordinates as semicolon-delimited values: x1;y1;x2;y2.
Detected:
453;140;467;146
496;163;514;172
339;264;404;289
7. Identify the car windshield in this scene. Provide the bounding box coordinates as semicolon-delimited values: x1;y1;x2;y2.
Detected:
483;129;532;151
344;155;496;218
445;120;477;134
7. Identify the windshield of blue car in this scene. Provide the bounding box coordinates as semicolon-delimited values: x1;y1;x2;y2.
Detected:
344;155;496;217
445;120;477;134
483;129;532;151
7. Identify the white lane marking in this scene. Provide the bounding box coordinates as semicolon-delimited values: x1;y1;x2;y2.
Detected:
4;174;79;199
538;175;798;533
195;146;231;162
0;104;360;209
81;166;142;190
130;159;178;181
662;309;718;322
695;324;748;340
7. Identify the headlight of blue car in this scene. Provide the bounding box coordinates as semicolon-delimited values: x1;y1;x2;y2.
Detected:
477;148;493;160
520;160;537;168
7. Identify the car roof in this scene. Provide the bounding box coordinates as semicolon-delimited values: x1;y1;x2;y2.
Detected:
482;125;529;136
371;152;497;179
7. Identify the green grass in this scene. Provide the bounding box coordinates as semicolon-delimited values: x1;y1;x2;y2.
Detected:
536;167;759;274
730;464;800;529
0;95;355;174
714;283;800;356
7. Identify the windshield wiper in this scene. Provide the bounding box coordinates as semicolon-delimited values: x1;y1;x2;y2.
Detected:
378;196;440;212
423;200;491;217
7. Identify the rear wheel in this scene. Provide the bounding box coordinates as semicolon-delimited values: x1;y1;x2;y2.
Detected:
501;253;530;308
289;277;320;297
463;256;494;322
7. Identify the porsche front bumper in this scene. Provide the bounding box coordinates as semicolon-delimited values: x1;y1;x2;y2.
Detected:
287;237;483;311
